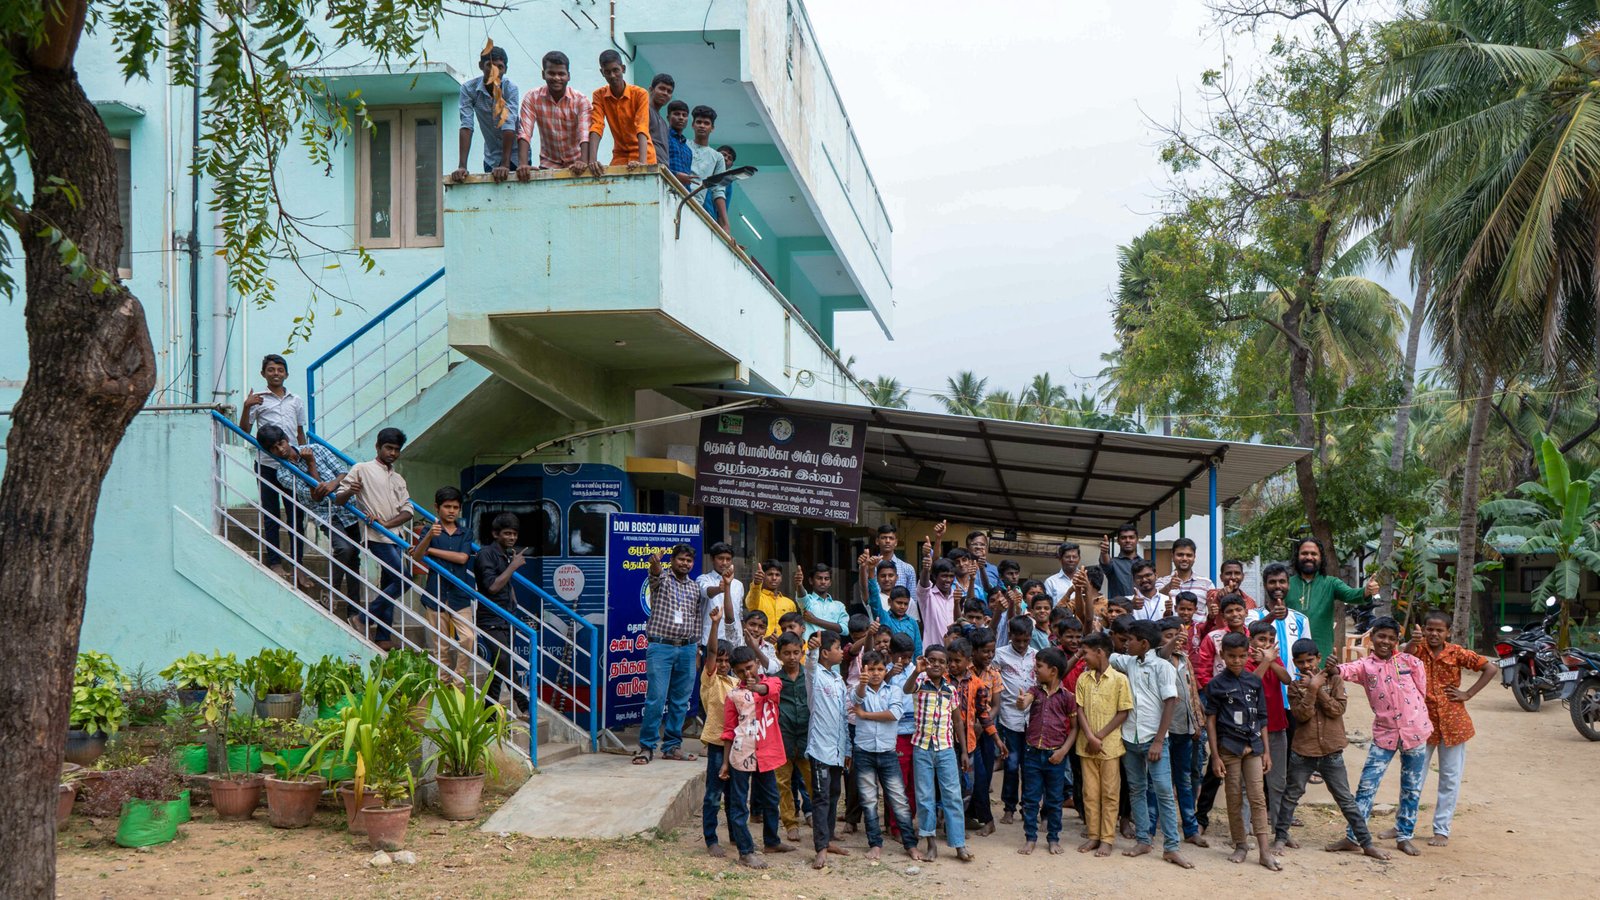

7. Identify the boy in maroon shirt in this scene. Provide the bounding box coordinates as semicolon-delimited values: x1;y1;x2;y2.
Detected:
1016;647;1079;856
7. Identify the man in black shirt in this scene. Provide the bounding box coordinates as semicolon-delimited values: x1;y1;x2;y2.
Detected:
1098;523;1145;600
474;512;527;714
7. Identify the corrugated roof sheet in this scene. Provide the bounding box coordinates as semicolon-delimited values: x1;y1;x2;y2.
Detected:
682;390;1310;533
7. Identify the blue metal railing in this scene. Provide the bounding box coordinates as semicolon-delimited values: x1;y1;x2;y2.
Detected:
306;267;449;448
307;430;602;752
211;411;560;763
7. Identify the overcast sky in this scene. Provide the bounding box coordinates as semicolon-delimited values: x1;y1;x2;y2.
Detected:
805;0;1418;412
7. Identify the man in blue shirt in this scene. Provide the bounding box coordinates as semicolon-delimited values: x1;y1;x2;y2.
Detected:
257;424;360;622
664;99;694;186
450;43;520;181
410;486;477;683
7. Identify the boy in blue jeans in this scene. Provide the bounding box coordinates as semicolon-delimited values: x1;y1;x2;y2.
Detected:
1016;647;1076;855
909;644;973;862
850;650;922;861
699;635;736;857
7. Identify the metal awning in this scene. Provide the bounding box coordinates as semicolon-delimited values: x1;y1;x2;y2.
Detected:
681;389;1309;536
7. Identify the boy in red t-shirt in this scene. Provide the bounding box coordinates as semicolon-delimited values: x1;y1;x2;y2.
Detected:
720;645;797;868
1246;620;1293;840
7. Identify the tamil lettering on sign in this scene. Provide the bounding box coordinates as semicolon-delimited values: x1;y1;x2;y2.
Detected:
601;513;703;730
694;409;867;524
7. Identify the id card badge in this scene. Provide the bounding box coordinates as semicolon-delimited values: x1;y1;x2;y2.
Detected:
673;609;685;625
1232;710;1245;725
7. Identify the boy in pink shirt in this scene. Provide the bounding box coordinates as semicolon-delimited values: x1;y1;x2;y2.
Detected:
1327;616;1432;857
719;645;797;868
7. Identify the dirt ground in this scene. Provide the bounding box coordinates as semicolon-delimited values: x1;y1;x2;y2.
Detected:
56;688;1595;899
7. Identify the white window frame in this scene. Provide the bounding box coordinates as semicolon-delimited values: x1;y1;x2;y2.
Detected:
355;106;444;249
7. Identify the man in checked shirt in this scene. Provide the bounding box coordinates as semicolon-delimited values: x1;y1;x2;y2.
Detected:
514;50;593;179
637;544;709;765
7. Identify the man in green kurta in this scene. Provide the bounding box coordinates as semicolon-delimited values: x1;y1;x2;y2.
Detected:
1285;537;1379;660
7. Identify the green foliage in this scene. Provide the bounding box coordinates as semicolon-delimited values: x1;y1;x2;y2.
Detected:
258;717;313;751
121;665;175;727
424;681;511;778
371;648;437;710
1484;435;1600;611
71;651;128;736
340;665;422;807
225;712;266;747
260;729;339;780
305;654;362;708
159;651;240;693
242;647;304;697
864;376;910;409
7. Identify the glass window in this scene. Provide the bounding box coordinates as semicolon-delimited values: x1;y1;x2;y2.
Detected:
357;106;443;249
113;138;132;276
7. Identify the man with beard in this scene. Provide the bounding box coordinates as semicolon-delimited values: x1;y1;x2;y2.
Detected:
1098;524;1145;599
1127;561;1164;621
1287;538;1379;661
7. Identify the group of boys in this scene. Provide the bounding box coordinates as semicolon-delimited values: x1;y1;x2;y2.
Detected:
675;521;1499;874
448;42;739;229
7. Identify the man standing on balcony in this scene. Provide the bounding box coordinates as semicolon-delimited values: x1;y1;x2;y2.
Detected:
647;73;676;168
587;50;655;172
239;354;308;589
637;544;708;765
688;105;730;230
333;427;413;651
514;50;592;179
665;99;695;188
449;42;519;183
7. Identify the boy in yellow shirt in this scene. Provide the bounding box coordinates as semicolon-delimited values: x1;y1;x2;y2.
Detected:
1074;632;1133;857
746;559;798;639
700;623;738;858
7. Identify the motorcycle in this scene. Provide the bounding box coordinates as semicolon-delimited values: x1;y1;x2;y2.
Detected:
1493;597;1566;712
1558;645;1600;742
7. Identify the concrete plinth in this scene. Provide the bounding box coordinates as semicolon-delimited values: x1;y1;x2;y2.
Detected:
481;743;706;839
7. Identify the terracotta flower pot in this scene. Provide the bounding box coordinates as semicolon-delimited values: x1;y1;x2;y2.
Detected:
209;774;264;821
56;783;77;825
264;776;324;828
362;804;412;851
337;783;380;835
435;773;486;821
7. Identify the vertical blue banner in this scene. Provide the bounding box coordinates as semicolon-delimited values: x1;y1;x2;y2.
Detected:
603;513;703;730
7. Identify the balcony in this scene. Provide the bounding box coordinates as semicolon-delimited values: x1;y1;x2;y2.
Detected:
441;168;865;421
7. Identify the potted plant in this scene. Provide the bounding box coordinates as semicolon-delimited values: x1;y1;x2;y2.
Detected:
309;715;355;785
224;712;267;774
305;654;362;719
186;654;263;820
424;680;510;820
261;718;314;776
244;648;305;719
371;649;438;728
337;667;420;839
160;705;209;775
159;651;238;708
58;766;82;826
67;652;128;765
107;759;187;848
122;665;175;730
260;729;339;829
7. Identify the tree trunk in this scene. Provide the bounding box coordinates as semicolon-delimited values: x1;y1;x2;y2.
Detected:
0;33;158;897
1450;367;1497;645
1376;266;1430;615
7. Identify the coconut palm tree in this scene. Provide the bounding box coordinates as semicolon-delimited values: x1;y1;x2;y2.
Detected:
1021;373;1069;424
864;376;910;409
935;372;988;417
981;390;1029;422
1344;0;1600;639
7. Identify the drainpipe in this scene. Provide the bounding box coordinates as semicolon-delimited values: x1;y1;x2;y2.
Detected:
187;17;203;403
210;209;229;401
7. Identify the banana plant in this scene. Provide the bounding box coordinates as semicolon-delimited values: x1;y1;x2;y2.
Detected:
1483;435;1600;646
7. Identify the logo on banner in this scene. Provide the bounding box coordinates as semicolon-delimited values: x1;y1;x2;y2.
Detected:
717;414;745;435
829;423;855;448
769;417;795;443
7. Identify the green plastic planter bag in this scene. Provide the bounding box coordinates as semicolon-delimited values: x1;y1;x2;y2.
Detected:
176;789;192;822
318;757;355;783
175;743;208;775
269;746;309;777
115;798;181;848
317;696;353;719
225;744;262;774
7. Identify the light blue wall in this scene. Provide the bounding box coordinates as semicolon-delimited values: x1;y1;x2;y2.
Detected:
1;1;890;420
0;410;373;675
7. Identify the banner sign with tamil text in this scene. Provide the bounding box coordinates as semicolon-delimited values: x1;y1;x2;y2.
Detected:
602;512;703;730
693;409;867;524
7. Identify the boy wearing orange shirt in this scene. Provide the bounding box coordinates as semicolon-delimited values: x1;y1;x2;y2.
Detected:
587;49;655;171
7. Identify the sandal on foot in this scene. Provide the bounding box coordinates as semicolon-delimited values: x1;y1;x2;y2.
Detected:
632;748;654;765
661;747;698;762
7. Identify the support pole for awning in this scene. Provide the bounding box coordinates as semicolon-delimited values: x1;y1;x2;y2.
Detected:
1178;491;1186;538
1208;463;1219;582
1149;508;1157;563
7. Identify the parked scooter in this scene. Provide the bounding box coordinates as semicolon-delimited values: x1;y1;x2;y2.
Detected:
1493;597;1566;712
1558;645;1600;742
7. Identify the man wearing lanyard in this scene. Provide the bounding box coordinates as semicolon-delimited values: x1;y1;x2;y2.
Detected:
636;544;707;765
